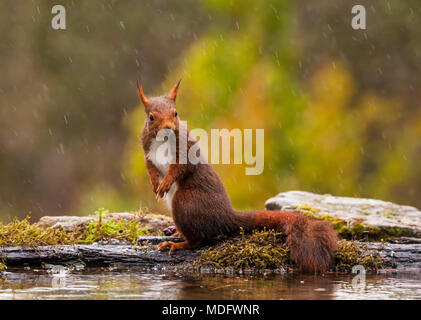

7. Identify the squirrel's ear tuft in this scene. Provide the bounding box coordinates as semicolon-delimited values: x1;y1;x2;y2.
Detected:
168;78;182;102
136;80;150;108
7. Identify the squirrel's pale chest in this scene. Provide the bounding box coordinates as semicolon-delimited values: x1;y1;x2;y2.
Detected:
147;138;178;211
147;138;172;176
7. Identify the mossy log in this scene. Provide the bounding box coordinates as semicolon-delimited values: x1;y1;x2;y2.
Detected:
1;237;420;271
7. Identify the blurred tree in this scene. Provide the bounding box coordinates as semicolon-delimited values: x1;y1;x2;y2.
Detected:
297;0;421;205
125;0;421;213
0;0;208;221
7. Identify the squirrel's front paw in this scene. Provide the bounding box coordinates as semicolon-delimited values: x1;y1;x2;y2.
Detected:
156;178;172;198
150;177;160;194
152;182;160;194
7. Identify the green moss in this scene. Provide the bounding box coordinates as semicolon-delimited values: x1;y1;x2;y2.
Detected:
194;229;384;273
297;205;368;239
294;204;409;241
335;240;383;272
381;211;397;219
195;228;290;270
0;216;81;247
351;223;366;238
296;204;321;214
383;227;404;237
80;208;150;244
0;208;154;247
0;257;6;282
0;258;6;273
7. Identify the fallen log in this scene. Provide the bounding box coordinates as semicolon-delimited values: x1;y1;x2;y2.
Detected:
364;242;421;270
0;237;194;267
1;237;420;271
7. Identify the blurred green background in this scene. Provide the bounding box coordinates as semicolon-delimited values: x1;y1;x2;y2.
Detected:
1;0;421;222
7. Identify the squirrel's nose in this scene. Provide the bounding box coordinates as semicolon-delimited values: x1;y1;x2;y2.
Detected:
161;122;175;131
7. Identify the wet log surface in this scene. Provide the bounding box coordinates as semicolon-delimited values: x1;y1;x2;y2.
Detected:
364;242;421;270
1;237;420;271
1;237;196;267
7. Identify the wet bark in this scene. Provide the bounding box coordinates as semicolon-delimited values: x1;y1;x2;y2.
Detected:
1;237;196;267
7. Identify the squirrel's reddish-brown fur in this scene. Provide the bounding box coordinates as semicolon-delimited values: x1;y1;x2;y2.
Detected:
137;81;337;273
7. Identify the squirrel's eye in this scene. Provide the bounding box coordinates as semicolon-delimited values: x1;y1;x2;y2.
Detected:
149;114;154;121
175;111;178;117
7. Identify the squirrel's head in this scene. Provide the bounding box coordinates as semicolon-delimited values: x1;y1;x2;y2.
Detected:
136;79;181;135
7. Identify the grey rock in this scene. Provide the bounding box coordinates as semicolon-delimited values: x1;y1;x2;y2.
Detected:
265;191;421;237
37;215;95;232
37;212;173;234
137;214;173;233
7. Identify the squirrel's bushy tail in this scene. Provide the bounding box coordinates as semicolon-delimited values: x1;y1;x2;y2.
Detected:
236;210;337;273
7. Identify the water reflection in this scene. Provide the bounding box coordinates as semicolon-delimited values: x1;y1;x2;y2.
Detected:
0;266;420;300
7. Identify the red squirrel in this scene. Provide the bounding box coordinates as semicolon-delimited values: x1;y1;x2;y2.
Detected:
137;80;337;273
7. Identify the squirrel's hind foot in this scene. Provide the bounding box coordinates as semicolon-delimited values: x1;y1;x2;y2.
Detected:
157;240;199;255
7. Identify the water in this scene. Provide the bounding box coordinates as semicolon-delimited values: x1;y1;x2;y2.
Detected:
1;266;420;300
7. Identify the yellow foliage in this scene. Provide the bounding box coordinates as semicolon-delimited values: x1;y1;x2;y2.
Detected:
121;1;421;213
